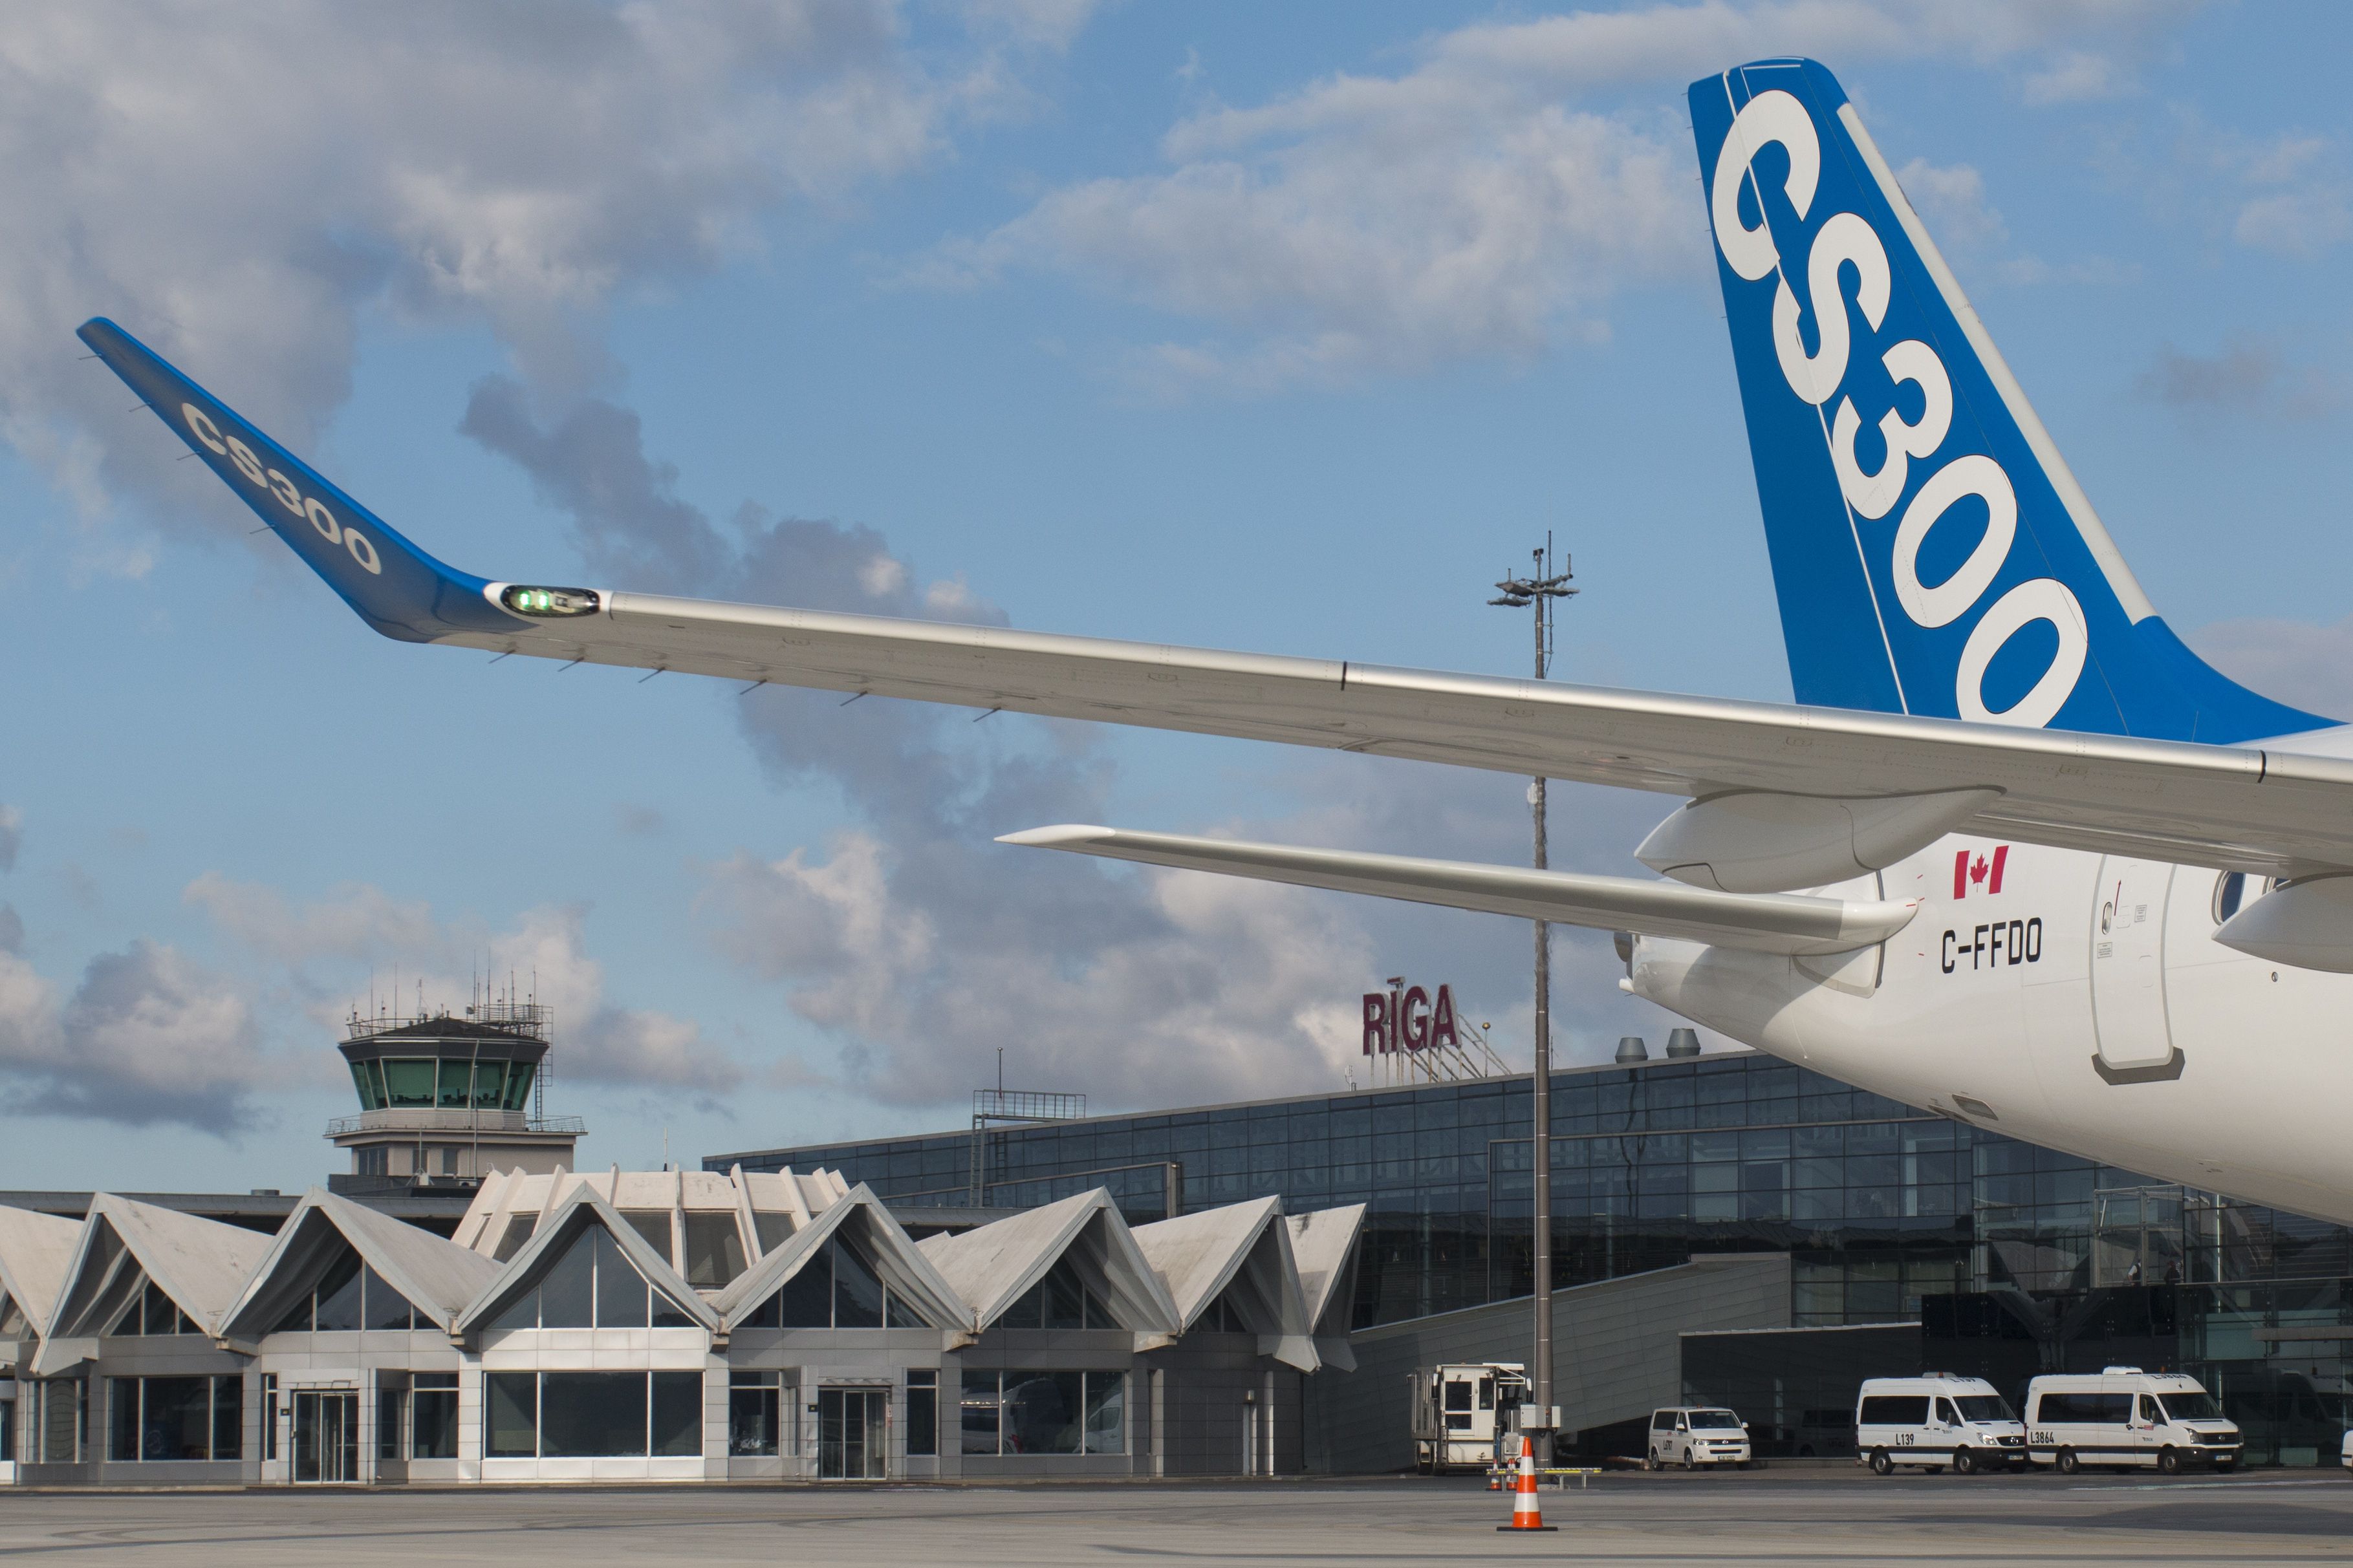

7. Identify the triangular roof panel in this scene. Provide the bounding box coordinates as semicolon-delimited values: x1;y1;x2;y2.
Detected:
454;1185;718;1338
1133;1196;1317;1370
0;1203;84;1337
1286;1204;1366;1336
220;1188;499;1339
34;1196;274;1371
714;1183;968;1334
918;1189;1178;1335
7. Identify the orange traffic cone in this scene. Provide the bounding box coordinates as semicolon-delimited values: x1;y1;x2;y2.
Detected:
1495;1435;1557;1532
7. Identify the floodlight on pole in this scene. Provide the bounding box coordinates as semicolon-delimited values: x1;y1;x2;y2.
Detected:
1488;530;1576;1461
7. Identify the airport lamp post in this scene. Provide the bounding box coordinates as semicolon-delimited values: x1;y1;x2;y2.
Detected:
1489;536;1576;1461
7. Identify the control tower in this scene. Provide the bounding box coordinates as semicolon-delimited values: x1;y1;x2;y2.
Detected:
327;1000;583;1191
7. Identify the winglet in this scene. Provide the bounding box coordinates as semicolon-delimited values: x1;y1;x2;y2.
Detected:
76;317;530;644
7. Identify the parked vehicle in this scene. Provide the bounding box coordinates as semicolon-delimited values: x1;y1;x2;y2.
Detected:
1409;1362;1528;1474
1645;1407;1751;1470
2025;1368;2242;1473
1792;1406;1856;1458
1856;1375;2026;1474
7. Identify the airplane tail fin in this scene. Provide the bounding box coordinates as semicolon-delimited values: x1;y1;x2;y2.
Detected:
1688;60;2326;742
78;317;528;645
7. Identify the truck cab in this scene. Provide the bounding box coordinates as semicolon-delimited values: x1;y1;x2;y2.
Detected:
1645;1406;1751;1470
1410;1362;1527;1474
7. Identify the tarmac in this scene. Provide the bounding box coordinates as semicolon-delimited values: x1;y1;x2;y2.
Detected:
1;1469;2348;1566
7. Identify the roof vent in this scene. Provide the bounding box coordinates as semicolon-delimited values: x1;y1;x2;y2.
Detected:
1616;1036;1649;1064
2102;1365;2143;1375
1665;1028;1702;1058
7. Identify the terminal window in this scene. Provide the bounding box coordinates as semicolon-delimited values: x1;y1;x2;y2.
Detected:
410;1374;458;1460
486;1227;695;1331
105;1375;241;1462
960;1370;1125;1456
486;1371;701;1459
110;1280;199;1337
737;1234;931;1331
269;1248;419;1334
729;1371;792;1456
905;1370;937;1457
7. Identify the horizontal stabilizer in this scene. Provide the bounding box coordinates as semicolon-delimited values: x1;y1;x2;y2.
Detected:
999;826;1918;956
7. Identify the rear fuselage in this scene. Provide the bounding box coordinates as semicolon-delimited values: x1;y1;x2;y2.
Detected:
1629;825;2353;1223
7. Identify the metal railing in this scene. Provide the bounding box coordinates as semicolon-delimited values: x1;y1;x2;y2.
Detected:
973;1089;1086;1121
343;1000;550;1042
325;1110;585;1137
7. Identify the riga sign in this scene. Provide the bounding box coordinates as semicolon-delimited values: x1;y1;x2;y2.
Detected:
1362;982;1460;1056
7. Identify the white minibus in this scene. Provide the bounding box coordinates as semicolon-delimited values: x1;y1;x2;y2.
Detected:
2024;1368;2240;1473
1856;1375;2026;1474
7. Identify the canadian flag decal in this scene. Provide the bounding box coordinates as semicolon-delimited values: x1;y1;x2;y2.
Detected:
1953;846;2010;899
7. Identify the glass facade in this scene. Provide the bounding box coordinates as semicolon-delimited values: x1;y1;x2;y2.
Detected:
724;1053;2353;1466
719;1053;2353;1334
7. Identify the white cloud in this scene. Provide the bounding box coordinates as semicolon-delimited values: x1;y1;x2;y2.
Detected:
2021;48;2135;105
188;874;743;1096
929;103;1691;391
0;0;1083;561
911;0;2205;391
2234;187;2353;259
703;829;1377;1106
1896;158;2009;250
0;939;281;1133
2189;126;2353;261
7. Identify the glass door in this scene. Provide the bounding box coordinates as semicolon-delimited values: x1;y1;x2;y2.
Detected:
818;1388;889;1479
292;1390;360;1483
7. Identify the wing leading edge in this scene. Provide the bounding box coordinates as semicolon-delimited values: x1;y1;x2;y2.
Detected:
82;317;2353;881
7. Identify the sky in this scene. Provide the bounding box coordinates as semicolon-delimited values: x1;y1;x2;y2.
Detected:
4;0;2352;1193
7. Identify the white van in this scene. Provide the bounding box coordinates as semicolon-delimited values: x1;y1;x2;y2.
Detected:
1856;1375;2026;1474
1644;1407;1751;1470
2024;1369;2241;1473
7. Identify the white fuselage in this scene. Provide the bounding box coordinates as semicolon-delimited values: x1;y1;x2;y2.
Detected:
1629;790;2353;1225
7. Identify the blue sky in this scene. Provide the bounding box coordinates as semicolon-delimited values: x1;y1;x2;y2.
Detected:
4;0;2350;1192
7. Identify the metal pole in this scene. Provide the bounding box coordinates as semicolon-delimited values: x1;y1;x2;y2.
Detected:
1530;555;1555;1464
1489;536;1574;1466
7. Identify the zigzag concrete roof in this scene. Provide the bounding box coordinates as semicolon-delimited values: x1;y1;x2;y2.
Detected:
0;1202;82;1335
219;1188;500;1339
917;1189;1180;1335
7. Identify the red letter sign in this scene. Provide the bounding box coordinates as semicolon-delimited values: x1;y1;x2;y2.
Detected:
1400;986;1431;1051
1432;983;1458;1050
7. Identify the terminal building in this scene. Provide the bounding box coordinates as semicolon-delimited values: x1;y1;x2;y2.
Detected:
6;1015;2353;1483
0;1163;1363;1485
715;1044;2353;1470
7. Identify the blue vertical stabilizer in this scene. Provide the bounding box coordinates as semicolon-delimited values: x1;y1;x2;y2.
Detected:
1689;59;2326;742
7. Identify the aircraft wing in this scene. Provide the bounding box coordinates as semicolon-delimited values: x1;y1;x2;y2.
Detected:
81;316;2353;881
997;826;1918;956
